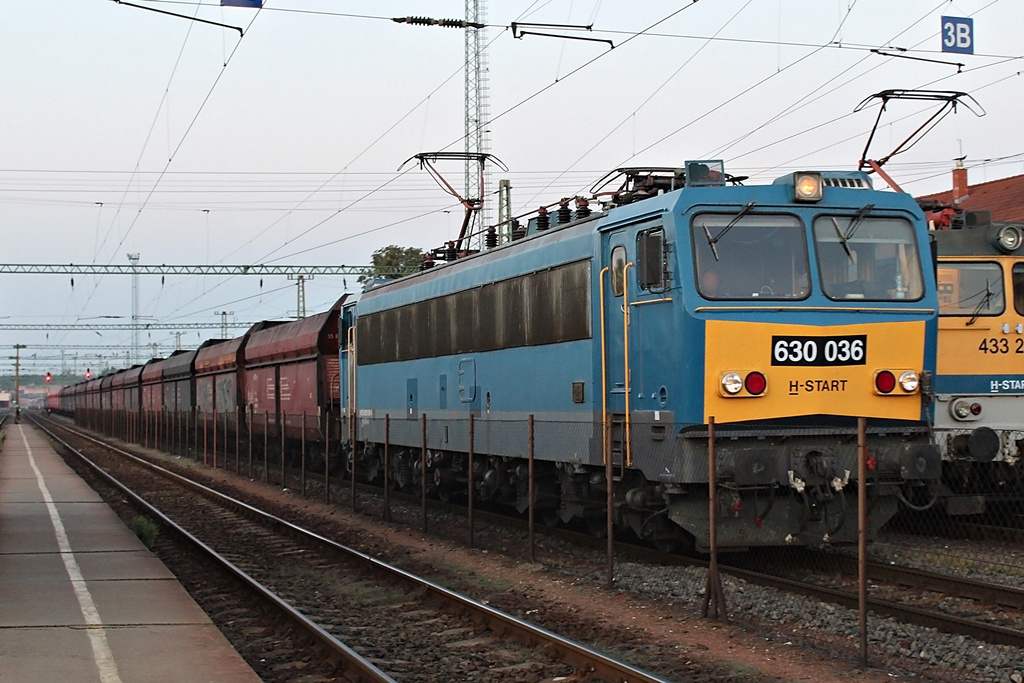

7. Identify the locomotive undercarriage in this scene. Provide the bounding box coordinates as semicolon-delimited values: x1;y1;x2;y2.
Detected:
341;428;939;553
931;433;1024;515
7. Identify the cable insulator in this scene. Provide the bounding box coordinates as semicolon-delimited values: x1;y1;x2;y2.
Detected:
557;198;572;225
536;207;550;231
511;220;526;241
574;197;591;219
485;228;498;249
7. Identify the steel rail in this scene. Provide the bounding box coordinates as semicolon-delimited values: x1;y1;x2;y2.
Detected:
38;416;673;683
358;474;1024;649
30;416;396;683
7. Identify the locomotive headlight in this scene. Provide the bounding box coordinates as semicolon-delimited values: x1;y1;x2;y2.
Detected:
995;225;1023;253
898;371;919;393
953;400;972;419
721;372;743;395
793;172;823;202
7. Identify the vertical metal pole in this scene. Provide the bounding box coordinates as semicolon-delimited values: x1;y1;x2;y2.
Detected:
203;410;208;466
383;415;391;523
280;409;286;488
301;411;307;498
236;406;241;475
528;415;535;563
702;416;728;621
350;412;357;511
468;414;475;549
248;406;254;480
213;408;218;469
324;412;331;505
263;411;269;484
421;413;428;533
858;417;869;667
605;404;614;590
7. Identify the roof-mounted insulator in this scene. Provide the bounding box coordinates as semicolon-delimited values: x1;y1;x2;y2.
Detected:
557;198;572;225
574;197;591;219
536;206;550;231
393;16;485;29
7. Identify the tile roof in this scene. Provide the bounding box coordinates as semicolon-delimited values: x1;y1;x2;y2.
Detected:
916;171;1024;223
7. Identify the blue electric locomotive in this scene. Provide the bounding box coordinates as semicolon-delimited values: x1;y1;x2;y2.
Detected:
340;162;942;551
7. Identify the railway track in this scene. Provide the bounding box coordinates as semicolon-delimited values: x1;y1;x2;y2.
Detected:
33;415;675;683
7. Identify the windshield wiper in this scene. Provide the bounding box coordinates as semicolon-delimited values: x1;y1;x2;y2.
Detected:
703;201;755;261
831;204;875;263
966;279;994;326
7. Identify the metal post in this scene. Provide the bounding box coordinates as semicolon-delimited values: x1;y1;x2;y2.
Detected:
528;415;535;563
263;411;269;484
236;406;241;475
301;411;307;498
350;413;357;511
606;405;614;590
280;410;286;488
858;416;869;667
383;414;391;523
324;412;331;504
213;408;218;469
421;413;427;533
203;410;208;465
468;414;474;549
702;416;728;621
248;405;254;479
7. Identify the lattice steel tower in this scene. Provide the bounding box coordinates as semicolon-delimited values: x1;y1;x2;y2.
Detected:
464;0;490;249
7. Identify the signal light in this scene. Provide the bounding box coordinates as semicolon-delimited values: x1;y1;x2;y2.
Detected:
874;370;896;394
85;368;92;379
45;372;52;383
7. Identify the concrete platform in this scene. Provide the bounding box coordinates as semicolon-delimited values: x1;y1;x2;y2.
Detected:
0;422;260;683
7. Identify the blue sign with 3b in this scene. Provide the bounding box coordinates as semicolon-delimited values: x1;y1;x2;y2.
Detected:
941;16;974;54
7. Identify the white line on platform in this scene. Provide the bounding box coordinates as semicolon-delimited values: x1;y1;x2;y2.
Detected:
20;426;122;683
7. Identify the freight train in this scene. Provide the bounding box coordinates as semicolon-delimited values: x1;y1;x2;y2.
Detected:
56;161;943;552
923;205;1024;515
338;161;942;551
56;299;344;466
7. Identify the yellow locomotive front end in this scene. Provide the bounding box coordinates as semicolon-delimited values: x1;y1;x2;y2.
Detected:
703;320;927;424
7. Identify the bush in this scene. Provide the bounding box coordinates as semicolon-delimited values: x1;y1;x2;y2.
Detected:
129;516;159;549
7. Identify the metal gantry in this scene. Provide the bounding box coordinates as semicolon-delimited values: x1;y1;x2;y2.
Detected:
0;263;373;275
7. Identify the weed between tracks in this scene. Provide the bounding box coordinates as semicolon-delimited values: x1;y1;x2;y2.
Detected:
130;515;160;549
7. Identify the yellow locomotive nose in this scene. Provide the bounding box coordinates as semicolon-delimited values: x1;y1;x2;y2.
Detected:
704;320;926;423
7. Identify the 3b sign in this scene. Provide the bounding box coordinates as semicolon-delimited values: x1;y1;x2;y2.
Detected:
941;16;974;54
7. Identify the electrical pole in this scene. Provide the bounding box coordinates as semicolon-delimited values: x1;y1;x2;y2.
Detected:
465;0;490;250
288;274;313;319
215;311;234;338
13;344;26;408
128;252;140;365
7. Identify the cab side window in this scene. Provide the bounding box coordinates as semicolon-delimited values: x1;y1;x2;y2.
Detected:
637;228;666;291
611;246;627;297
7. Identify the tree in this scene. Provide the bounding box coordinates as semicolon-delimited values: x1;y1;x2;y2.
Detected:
358;245;424;283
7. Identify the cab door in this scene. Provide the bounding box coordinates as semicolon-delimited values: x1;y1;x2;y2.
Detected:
601;232;631;468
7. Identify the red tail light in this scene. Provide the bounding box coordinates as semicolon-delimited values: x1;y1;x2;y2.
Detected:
875;370;896;394
744;371;767;396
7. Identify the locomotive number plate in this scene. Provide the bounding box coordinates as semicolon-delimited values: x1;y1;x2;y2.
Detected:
771;335;866;367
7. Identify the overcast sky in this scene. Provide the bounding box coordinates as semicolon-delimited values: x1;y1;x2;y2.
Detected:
2;0;1022;376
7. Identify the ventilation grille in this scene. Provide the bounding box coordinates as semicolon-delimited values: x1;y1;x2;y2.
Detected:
823;177;869;189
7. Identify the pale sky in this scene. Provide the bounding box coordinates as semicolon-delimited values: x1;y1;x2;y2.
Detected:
2;0;1022;375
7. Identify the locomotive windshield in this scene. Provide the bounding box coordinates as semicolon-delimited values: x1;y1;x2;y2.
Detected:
936;262;1005;316
1014;263;1024;316
692;214;810;300
813;215;924;301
